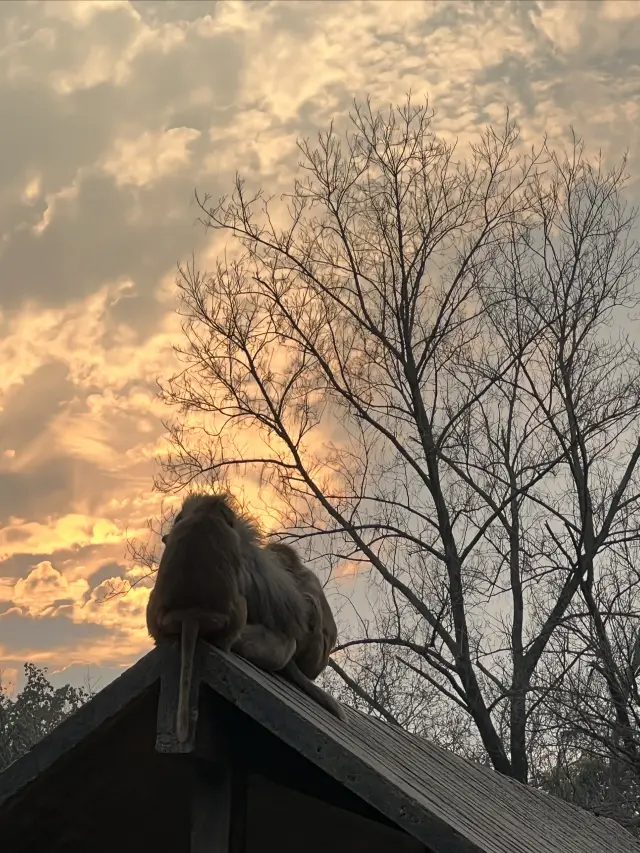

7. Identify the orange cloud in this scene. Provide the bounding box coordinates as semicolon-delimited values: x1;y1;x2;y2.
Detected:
4;562;89;615
0;515;127;561
0;559;153;665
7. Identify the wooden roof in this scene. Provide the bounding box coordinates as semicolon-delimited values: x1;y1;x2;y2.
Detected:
1;643;638;853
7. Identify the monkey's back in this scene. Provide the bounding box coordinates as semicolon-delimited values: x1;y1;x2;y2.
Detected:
260;542;337;679
146;513;244;642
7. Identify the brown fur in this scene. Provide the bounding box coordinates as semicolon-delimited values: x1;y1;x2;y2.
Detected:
256;542;345;721
204;496;345;721
264;542;338;680
146;494;248;742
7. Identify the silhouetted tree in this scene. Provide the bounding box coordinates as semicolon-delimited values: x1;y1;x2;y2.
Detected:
0;663;88;770
146;96;640;793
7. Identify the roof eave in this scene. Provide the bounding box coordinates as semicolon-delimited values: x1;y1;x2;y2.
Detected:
200;645;480;853
0;647;163;810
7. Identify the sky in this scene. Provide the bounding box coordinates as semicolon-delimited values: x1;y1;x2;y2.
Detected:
0;0;639;695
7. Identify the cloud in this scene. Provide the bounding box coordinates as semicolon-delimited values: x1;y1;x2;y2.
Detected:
102;126;202;188
0;557;152;670
2;561;89;614
0;517;123;561
0;0;639;688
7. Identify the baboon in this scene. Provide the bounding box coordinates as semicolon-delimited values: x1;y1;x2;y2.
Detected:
146;493;248;742
161;492;346;721
264;542;338;679
212;494;346;721
256;540;346;721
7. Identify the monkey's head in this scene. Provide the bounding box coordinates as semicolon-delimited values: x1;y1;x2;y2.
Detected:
161;492;241;545
157;491;251;585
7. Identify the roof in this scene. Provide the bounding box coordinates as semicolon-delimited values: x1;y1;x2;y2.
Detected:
1;644;638;853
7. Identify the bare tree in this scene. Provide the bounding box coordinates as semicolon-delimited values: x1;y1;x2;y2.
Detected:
150;97;640;785
450;135;640;782
536;545;640;829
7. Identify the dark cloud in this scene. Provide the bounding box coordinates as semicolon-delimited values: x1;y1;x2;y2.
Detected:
0;3;244;321
476;52;553;118
130;28;245;111
0;363;75;449
0;171;210;323
0;458;97;524
49;597;75;609
0;452;153;529
0;554;50;582
130;0;221;26
85;560;130;588
0;609;109;653
2;528;31;545
0;363;167;525
0;67;127;208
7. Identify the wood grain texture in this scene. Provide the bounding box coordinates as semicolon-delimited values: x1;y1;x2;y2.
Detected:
156;641;201;754
191;761;247;853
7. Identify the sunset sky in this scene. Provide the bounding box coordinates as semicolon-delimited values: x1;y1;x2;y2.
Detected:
1;0;639;695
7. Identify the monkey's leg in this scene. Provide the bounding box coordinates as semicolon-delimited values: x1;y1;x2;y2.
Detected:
215;596;248;653
292;625;327;680
281;661;347;722
232;624;296;672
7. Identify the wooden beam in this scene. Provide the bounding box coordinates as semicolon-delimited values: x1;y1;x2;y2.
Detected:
199;645;482;853
190;758;247;853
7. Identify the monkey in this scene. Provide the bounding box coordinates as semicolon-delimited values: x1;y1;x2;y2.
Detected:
264;542;338;679
258;540;346;721
146;493;248;743
157;492;346;722
196;494;346;721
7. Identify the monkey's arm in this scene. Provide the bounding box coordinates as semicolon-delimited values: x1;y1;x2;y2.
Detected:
232;624;296;672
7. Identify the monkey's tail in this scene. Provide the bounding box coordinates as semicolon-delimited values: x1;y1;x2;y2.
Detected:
177;618;199;743
281;661;347;722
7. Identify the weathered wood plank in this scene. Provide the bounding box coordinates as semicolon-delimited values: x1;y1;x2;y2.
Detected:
200;646;473;853
199;645;640;853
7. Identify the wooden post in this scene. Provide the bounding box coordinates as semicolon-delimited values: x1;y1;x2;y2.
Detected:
190;758;247;853
154;642;248;851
